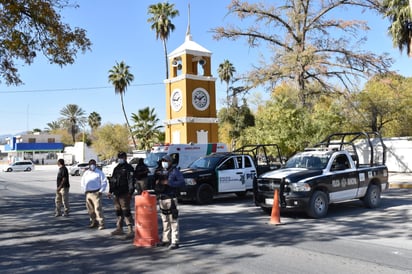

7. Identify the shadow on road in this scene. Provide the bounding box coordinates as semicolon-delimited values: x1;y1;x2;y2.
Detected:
0;188;411;273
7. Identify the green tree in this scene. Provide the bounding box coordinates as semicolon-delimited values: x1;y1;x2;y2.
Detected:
131;107;163;150
244;95;309;157
92;123;130;160
242;85;347;157
217;59;236;108
108;61;137;149
0;0;91;85
88;111;102;134
44;120;62;132
219;94;255;150
147;2;179;79
382;0;412;57
53;128;73;146
352;73;412;136
59;104;87;143
213;0;392;105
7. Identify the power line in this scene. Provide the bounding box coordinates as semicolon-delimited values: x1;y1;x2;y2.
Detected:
0;82;164;94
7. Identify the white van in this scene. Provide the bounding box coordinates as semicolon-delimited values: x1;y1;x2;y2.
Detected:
3;160;35;172
144;143;228;174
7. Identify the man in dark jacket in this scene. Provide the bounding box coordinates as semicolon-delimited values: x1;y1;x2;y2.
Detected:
155;155;185;249
108;152;135;239
134;158;149;194
55;159;70;217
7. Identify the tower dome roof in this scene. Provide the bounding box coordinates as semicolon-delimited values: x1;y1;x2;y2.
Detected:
169;33;211;58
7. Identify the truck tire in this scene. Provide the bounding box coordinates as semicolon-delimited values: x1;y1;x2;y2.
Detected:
362;184;381;208
196;184;214;205
307;191;329;218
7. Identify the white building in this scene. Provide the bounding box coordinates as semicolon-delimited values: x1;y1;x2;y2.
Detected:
57;142;99;165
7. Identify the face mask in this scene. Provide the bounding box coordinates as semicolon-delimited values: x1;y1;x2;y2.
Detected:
118;159;125;164
89;164;96;171
162;162;169;169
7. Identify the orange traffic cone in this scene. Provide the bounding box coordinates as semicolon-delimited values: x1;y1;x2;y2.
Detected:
269;189;281;225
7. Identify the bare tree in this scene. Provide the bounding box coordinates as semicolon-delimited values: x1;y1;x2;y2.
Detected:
213;0;393;105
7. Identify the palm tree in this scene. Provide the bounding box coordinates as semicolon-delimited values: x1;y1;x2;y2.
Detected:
147;2;179;79
108;61;137;149
383;0;412;57
217;60;236;108
131;107;163;150
44;121;62;132
59;104;87;143
88;111;102;134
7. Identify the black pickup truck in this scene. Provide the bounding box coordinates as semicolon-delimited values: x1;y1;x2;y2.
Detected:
178;144;284;204
254;132;389;218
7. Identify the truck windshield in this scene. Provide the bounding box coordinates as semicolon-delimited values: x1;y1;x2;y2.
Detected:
188;156;222;169
144;152;166;168
285;154;329;170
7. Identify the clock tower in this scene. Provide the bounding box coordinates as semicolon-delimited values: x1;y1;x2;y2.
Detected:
164;23;218;144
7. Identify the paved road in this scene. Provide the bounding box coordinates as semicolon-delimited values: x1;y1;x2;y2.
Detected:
0;167;411;273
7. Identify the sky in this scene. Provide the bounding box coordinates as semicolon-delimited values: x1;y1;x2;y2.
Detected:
0;0;411;136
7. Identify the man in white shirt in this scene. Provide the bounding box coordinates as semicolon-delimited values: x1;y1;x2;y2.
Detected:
81;159;108;230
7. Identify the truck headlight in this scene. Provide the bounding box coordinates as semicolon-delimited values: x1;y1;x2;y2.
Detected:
184;178;197;186
289;182;311;192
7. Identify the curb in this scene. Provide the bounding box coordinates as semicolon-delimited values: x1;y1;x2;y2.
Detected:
389;183;412;189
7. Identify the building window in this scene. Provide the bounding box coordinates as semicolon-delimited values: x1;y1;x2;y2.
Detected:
48;138;55;143
28;138;36;143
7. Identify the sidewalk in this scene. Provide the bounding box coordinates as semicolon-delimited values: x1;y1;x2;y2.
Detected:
388;172;412;189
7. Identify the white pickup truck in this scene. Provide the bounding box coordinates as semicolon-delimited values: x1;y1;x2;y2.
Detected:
254;132;389;218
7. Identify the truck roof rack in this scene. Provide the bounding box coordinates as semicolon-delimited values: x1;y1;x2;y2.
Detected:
303;147;337;152
233;144;285;167
313;132;386;166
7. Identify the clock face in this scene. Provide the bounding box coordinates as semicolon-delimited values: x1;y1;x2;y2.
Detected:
192;88;210;111
171;89;183;111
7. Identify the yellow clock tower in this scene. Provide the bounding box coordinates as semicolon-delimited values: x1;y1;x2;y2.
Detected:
164;24;218;144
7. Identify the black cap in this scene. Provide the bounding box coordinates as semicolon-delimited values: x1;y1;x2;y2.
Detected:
162;155;172;162
118;151;127;158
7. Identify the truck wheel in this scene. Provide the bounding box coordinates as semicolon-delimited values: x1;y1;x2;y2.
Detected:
7;168;12;172
307;191;329;218
362;184;381;208
196;184;214;205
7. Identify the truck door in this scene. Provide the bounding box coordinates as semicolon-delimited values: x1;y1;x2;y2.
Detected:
217;156;246;192
329;154;359;202
242;155;256;190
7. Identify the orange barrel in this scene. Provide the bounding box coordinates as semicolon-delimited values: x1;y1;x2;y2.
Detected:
134;191;159;247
